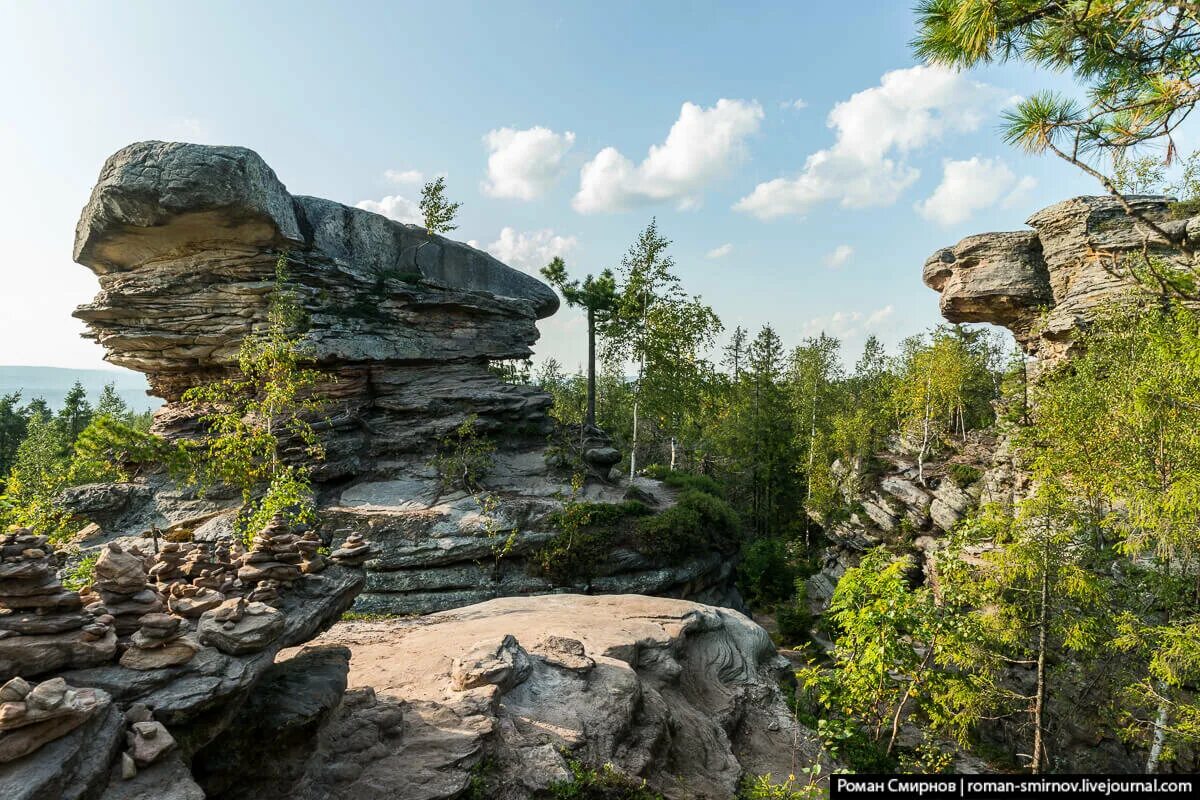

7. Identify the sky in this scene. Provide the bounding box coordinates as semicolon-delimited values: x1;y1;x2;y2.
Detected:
0;1;1124;379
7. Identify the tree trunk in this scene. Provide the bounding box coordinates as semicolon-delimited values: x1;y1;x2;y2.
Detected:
1031;531;1050;774
670;436;677;471
1146;690;1169;773
586;306;597;429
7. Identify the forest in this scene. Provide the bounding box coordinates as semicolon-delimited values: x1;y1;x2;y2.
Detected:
3;1;1200;792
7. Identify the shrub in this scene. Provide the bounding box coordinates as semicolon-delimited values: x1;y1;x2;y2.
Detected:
62;550;99;591
545;759;663;800
430;414;496;494
736;769;823;800
945;463;982;489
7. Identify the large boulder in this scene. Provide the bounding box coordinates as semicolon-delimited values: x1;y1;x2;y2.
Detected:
271;594;825;800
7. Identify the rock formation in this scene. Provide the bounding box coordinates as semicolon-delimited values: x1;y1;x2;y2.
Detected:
924;195;1199;367
199;594;825;800
0;516;365;799
69;141;743;614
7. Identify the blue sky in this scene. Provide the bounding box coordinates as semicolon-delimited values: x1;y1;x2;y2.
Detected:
0;1;1121;377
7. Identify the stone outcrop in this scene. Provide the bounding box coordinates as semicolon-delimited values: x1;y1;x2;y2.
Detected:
70;141;743;615
0;517;365;799
805;434;999;615
924;195;1199;367
216;594;824;800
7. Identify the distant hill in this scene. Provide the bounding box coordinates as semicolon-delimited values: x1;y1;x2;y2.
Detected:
0;366;159;413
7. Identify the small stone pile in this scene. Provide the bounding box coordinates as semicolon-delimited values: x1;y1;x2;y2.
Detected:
119;612;200;670
0;676;103;762
119;703;176;778
0;529;115;679
197;597;285;655
238;519;304;599
166;583;224;618
297;529;327;574
330;533;373;566
86;542;163;636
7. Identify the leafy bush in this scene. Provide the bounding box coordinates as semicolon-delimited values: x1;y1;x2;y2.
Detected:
736;768;823;800
61;550;99;591
544;759;663;800
643;465;723;498
430;414;496;494
945;463;981;489
531;472;741;584
774;585;812;646
632;489;739;559
533;500;650;584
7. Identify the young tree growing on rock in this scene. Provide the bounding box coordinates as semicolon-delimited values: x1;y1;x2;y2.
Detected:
540;257;618;432
419;176;461;235
179;253;328;541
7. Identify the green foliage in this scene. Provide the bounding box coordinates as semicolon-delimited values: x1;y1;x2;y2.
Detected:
737;537;800;609
945;463;981;489
533;498;651;584
602;219;722;477
798;548;989;766
533;472;739;584
642;465;723;497
419;176;461;234
543;758;662;800
430;414;497;494
774;584;812;646
736;767;823;800
61;550;99;591
177;253;328;543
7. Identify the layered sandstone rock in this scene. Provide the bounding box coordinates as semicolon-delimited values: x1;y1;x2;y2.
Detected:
208;594;825;800
924;195;1199;366
71;141;743;614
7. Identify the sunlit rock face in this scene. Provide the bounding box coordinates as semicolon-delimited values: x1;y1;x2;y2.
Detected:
73;141;558;481
71;142;743;616
924;195;1197;367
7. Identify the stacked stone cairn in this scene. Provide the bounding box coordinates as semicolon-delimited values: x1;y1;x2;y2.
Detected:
330;533;373;567
0;676;105;763
237;518;306;605
84;542;163;637
119;611;201;671
0;529;115;680
120;703;176;777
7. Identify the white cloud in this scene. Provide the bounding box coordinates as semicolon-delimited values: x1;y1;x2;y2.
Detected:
355;194;422;225
780;98;808;110
484;227;579;274
706;243;734;259
915;157;1037;226
801;304;897;343
573;98;764;213
736;65;1014;220
482;126;576;200
825;244;854;268
384;169;424;185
